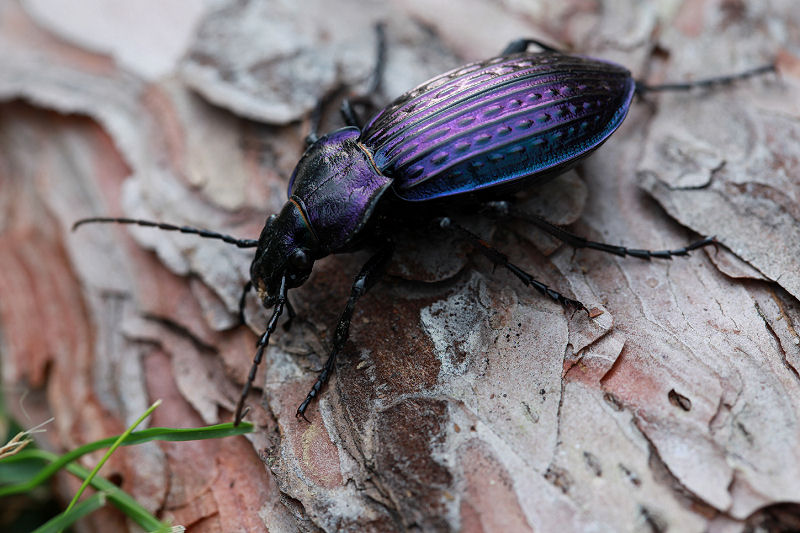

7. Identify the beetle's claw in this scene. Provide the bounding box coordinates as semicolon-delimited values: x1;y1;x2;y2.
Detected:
234;404;250;426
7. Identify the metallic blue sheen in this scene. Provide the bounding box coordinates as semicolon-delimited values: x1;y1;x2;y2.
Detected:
360;53;635;201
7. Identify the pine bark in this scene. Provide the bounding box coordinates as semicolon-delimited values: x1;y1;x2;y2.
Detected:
1;1;799;531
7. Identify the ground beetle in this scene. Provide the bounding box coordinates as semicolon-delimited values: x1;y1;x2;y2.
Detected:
74;28;774;425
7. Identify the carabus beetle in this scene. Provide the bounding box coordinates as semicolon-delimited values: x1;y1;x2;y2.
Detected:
74;31;774;425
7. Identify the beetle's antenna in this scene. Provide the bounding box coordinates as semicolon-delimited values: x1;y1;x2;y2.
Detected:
636;63;775;95
233;275;287;426
72;217;258;248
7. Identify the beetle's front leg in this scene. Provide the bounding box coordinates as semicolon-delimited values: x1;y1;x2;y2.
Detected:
296;240;395;420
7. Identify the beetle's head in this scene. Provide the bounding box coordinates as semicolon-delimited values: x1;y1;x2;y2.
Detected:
250;200;318;305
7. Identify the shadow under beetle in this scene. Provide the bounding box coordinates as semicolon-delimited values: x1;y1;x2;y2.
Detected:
73;28;774;425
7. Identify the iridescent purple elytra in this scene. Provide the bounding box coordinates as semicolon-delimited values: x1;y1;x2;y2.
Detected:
364;53;635;200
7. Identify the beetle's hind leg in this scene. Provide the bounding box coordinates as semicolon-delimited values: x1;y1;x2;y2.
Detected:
306;23;387;143
296;240;394;421
501;38;562;55
635;63;775;95
438;218;588;314
512;211;716;260
340;22;388;129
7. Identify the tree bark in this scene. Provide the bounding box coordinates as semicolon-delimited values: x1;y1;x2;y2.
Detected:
1;0;799;531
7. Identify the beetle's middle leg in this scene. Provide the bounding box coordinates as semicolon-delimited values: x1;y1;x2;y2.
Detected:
438;217;588;313
296;239;394;420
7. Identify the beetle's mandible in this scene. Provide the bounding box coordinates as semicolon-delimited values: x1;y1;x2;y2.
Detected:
73;30;775;425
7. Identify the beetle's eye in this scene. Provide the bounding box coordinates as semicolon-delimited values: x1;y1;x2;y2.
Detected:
289;249;310;271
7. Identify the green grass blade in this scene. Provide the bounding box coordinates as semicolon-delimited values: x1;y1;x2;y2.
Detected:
0;421;252;497
64;399;162;515
0;406;251;531
13;449;169;531
31;492;107;533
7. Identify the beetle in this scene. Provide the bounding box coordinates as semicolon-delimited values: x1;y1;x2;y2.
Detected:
74;30;774;425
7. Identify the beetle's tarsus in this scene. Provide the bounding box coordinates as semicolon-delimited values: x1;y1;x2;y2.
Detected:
233;276;288;427
233;404;250;426
441;220;589;313
295;408;312;423
505;262;589;312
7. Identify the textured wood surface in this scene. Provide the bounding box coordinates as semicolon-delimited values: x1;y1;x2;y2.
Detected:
1;0;799;531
